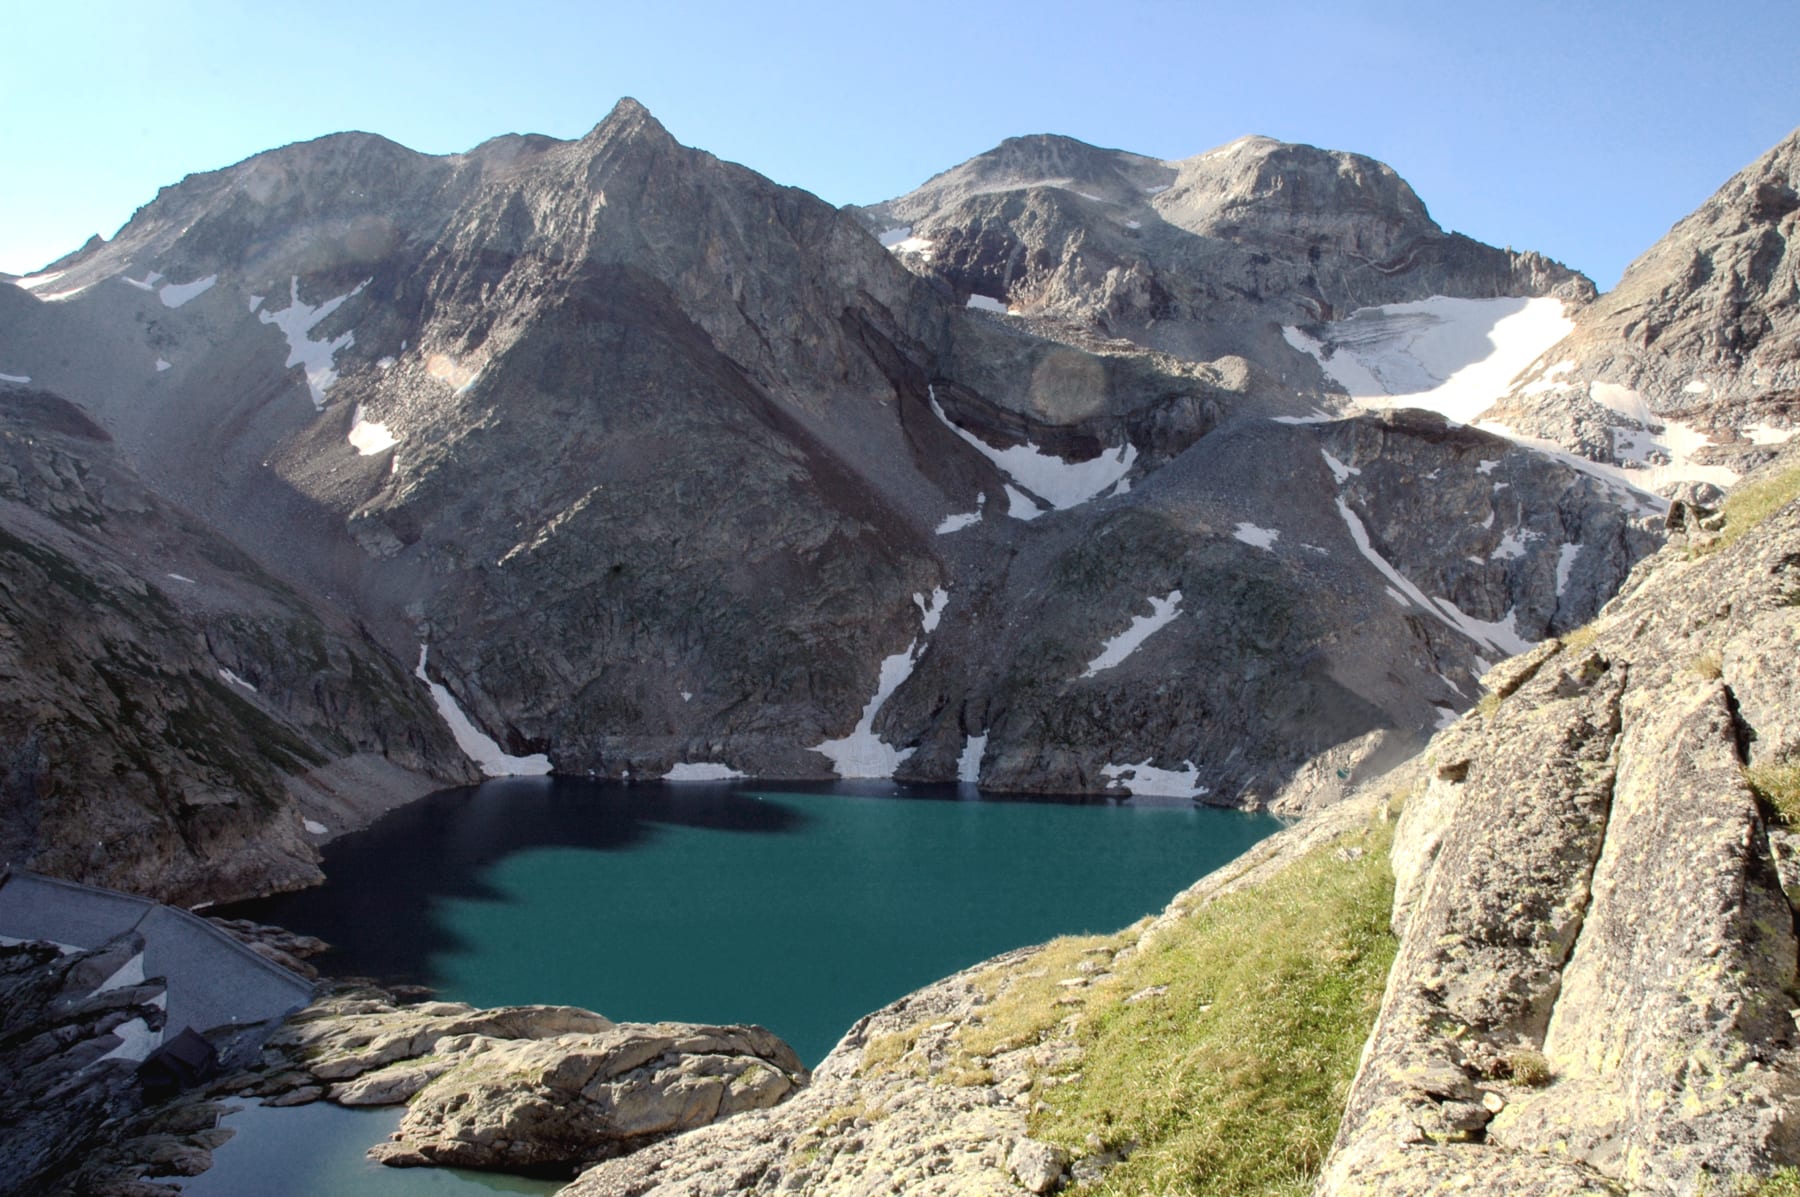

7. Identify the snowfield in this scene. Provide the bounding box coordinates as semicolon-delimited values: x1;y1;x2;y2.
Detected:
1084;590;1184;677
1282;296;1573;425
415;645;552;776
812;589;949;779
930;388;1136;515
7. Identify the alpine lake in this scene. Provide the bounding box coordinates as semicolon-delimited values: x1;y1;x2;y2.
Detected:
194;778;1284;1195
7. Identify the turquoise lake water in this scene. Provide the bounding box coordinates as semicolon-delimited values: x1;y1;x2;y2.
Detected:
211;779;1283;1194
236;779;1283;1064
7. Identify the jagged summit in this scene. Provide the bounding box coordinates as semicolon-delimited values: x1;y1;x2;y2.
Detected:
0;106;1662;905
1486;124;1799;483
578;95;676;149
855;128;1591;358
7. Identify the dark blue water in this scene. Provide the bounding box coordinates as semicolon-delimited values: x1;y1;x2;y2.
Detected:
232;778;1282;1065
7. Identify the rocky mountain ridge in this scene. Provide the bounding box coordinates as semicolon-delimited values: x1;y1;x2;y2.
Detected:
0;99;1668;902
0;384;473;903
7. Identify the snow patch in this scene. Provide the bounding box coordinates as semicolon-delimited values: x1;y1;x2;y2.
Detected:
259;275;369;409
1321;450;1360;484
303;819;329;835
966;294;1009;314
664;763;747;781
1336;498;1536;656
14;269;66;291
1233;522;1279;550
1519;359;1575;396
347;405;398;455
888;235;935;258
1746;423;1796;446
0;372;29;384
877;226;913;248
811;590;946;779
931;390;1136;513
376;356;396;370
681;691;693;702
165;573;195;584
121;271;164;292
1683;379;1711;395
1283;296;1573;425
248;295;264;313
1083;590;1183;677
1271;409;1336;425
914;587;948;633
1556;543;1581;596
1124;220;1142;229
1004;484;1044;521
15;269;92;302
1102;759;1208;798
1433;704;1459;730
1491;528;1534;561
958;732;988;784
415;645;552;777
1476;458;1501;475
158;275;216;308
100;1017;160;1063
217;668;257;693
936;493;985;534
154;358;171;372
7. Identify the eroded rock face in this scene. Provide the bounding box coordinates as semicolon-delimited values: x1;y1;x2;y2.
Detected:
0;100;1649;831
1489;126;1799;481
263;993;806;1176
854;132;1592;357
1322;451;1800;1194
0;936;169;1195
0;386;474;905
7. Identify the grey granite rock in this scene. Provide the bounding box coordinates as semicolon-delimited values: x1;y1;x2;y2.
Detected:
1489;126;1800;481
1322;446;1800;1194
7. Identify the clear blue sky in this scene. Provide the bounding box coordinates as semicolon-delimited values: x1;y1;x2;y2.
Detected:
3;0;1795;289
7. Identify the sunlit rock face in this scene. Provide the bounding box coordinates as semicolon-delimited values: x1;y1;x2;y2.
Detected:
1481;128;1800;489
2;102;1662;900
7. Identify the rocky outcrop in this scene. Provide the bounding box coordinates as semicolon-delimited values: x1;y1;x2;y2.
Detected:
0;383;474;904
1321;448;1800;1194
1489;127;1799;482
560;794;1385;1197
260;993;806;1176
855;132;1592;361
0;99;1651;846
0;936;170;1195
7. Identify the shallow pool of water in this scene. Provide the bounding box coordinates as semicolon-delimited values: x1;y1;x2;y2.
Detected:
170;1101;561;1196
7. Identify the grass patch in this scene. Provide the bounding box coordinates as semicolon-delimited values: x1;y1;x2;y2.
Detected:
1029;819;1398;1197
959;933;1130;1060
860;1027;924;1077
1474;691;1502;719
1706;1168;1800;1196
1561;623;1600;654
1748;762;1800;826
1504;1048;1552;1087
1702;465;1800;554
1691;651;1724;680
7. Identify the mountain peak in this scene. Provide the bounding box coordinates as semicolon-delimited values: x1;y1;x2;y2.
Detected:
584;96;673;146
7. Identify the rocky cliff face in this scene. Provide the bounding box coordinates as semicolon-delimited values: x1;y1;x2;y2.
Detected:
0;382;473;904
854;132;1592;362
1321;447;1800;1195
1;101;1660;899
1485;127;1800;486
